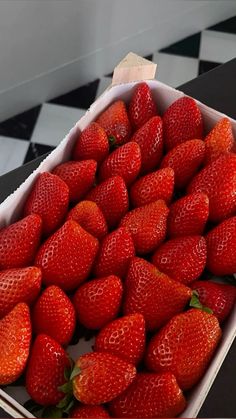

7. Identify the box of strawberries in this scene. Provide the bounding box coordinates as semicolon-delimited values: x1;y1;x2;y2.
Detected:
0;53;236;418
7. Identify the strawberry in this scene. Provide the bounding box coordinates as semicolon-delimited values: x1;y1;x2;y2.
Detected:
145;308;221;390
93;227;135;278
123;257;192;331
168;192;209;238
53;160;97;202
26;334;70;406
67;200;107;240
73;122;109;165
0;214;42;269
35;220;98;291
205;216;236;276
99;142;141;186
192;280;236;323
0;303;31;385
72;352;136;404
0;267;41;319
24;172;69;236
161;139;205;188
33;285;76;346
86;176;129;228
163;96;203;151
204;117;234;164
73;275;123;330
120;200;169;254
152;235;207;285
128;82;157;129
131;116;163;174
71;405;110;418
188;153;236;222
130;167;174;207
109;372;186;418
94;313;145;365
96;100;131;145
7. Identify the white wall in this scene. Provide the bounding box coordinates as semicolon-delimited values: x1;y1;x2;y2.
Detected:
0;0;235;120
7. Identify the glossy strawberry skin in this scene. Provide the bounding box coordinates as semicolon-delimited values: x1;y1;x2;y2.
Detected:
86;176;129;228
0;267;41;319
204;117;234;164
24;172;69;236
145;309;221;390
131;116;163;174
130;167;174;208
0;214;42;269
71;405;110;418
168;192;209;238
128;82;157;129
73;122;109;165
73;275;123;330
120;200;169;254
99;142;141;186
123;257;192;331
161;139;205;188
188;153;236;222
94;313;145;365
109;372;186;418
35;220;99;291
53;160;97;202
152;235;207;285
163;96;203;151
26;334;70;406
73;352;136;405
96;100;131;145
33;285;76;346
205;216;236;276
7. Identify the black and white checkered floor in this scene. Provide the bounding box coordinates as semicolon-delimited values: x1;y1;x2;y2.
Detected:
0;15;236;176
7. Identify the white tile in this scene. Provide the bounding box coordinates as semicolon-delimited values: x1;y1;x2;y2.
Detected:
0;137;29;175
30;103;85;147
200;30;236;63
96;77;112;99
153;52;199;87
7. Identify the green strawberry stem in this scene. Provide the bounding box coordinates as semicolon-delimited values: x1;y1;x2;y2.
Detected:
190;290;213;314
108;135;116;145
56;364;81;415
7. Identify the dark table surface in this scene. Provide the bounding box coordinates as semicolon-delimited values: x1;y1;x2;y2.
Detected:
1;58;236;418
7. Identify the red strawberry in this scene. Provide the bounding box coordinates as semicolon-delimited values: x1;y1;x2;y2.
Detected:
131;116;163;174
0;214;42;269
188;153;236;222
72;352;136;404
120;200;169;254
204;117;234;164
205;216;236;276
123;257;192;331
94;313;145;365
161;139;205;188
24;172;69;236
128;82;157;129
71;405;110;418
109;372;186;418
67;200;107;240
86;176;129;228
145;309;221;390
35;220;98;291
130;167;174;208
53;160;97;202
99;142;141;186
73;122;109;165
26;334;70;406
93;227;135;278
96;100;131;145
168;192;209;238
73;275;123;330
0;267;41;319
152;235;207;285
163;96;203;151
192;280;236;323
33;285;76;346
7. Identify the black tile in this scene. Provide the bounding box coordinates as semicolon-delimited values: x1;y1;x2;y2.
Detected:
208;16;236;34
160;32;201;58
23;143;55;164
0;105;41;141
49;79;100;110
198;60;221;76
